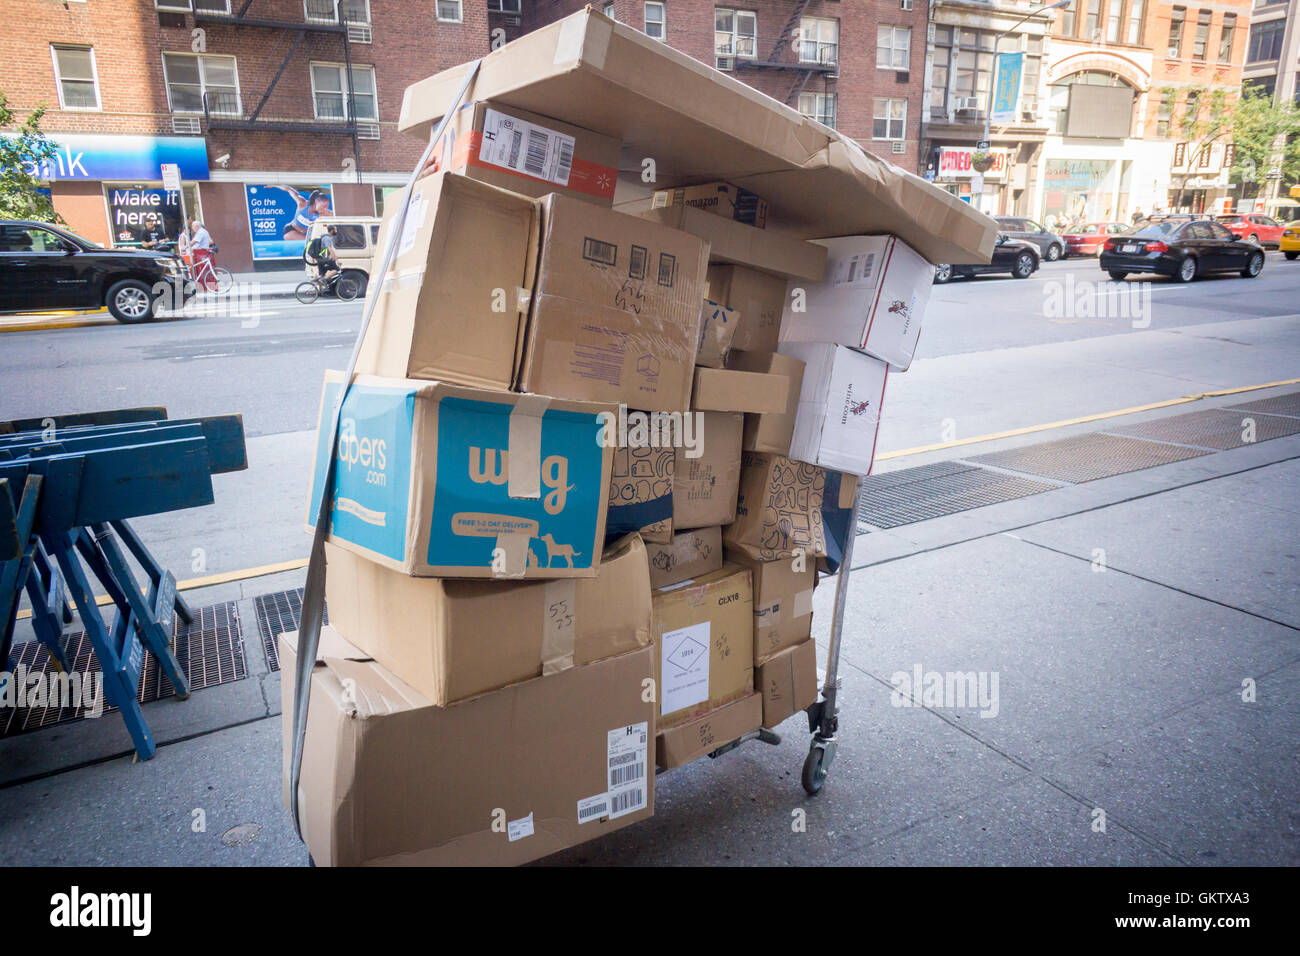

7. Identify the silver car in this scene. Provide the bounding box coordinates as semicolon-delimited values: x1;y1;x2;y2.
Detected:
994;216;1066;262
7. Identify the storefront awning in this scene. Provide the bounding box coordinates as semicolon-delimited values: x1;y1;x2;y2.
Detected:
1;133;209;182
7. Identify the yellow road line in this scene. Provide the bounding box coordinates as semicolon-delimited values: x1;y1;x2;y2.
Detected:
877;377;1300;461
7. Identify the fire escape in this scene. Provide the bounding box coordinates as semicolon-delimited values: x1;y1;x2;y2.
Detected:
191;0;367;179
730;0;837;107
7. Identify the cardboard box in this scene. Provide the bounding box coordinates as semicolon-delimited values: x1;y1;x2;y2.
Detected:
673;411;742;529
779;235;932;370
518;194;709;412
724;452;828;561
282;629;654;867
691;367;790;415
756;638;819;729
307;371;613;577
707;263;788;352
696;299;739;369
818;468;860;575
424;100;620;206
651;181;768;228
651;564;755;729
357;172;540;390
322;533;651;705
725;548;816;665
607;439;674;542
725;350;804;456
655;691;762;769
636;205;827;282
776;343;889;477
646;525;723;589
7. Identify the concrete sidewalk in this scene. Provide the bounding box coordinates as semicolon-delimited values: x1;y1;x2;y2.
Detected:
0;392;1295;866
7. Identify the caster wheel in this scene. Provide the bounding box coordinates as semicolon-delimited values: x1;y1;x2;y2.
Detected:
802;746;828;795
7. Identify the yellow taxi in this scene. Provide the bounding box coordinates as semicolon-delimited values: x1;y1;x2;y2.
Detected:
1281;221;1300;260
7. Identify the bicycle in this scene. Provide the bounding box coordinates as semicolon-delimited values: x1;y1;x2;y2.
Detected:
186;248;234;295
295;270;360;304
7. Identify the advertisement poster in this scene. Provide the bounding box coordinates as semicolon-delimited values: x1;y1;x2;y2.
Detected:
244;183;334;260
991;52;1024;124
106;187;183;247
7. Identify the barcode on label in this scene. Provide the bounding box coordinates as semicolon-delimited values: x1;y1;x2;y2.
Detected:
507;129;523;170
583;237;618;266
610;762;645;787
524;128;550;177
555;139;574;185
577;794;610;823
609;752;639;768
610;788;644;816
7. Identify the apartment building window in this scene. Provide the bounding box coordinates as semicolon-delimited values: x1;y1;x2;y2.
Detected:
873;98;906;140
1167;7;1185;57
51;45;100;111
1156;91;1172;136
876;25;909;70
715;8;757;70
930;26;951;113
1084;0;1100;39
305;0;369;23
1106;3;1121;43
192;0;231;11
310;63;377;121
1218;13;1235;61
486;0;522;12
801;17;839;66
604;2;615;19
644;2;666;41
1183;89;1199;125
1127;0;1145;44
1248;20;1285;62
1192;10;1210;60
163;52;240;114
798;92;836;128
436;0;462;22
1059;4;1076;36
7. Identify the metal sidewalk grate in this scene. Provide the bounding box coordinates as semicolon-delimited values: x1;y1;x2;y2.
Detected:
1;601;245;737
1226;390;1300;420
1105;408;1300;451
857;462;1057;530
254;588;327;673
966;432;1212;484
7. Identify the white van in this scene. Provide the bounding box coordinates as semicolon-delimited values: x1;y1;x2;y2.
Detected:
304;216;381;295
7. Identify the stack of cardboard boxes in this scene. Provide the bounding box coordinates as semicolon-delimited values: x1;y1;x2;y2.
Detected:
288;15;942;868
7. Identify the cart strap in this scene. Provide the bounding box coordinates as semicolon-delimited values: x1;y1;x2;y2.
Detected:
289;60;483;840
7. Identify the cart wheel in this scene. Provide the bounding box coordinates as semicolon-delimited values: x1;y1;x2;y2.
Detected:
802;746;828;796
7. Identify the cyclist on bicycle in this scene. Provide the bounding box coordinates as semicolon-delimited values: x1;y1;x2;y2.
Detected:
306;226;340;282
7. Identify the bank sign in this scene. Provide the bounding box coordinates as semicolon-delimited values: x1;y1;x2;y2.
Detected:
1;133;210;182
938;147;1011;182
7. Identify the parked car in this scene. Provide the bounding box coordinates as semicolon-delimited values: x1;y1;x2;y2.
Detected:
1280;221;1300;260
0;219;186;322
302;215;382;296
933;236;1040;283
993;216;1066;261
1061;222;1130;257
1099;218;1265;282
1214;213;1284;247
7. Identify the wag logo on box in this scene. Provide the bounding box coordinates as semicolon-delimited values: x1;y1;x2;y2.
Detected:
428;397;605;571
309;381;414;563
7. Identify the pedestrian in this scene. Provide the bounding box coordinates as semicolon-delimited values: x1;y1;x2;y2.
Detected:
138;213;169;251
189;218;217;292
1131;208;1144;225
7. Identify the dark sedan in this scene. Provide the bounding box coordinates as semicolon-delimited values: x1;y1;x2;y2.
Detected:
933;235;1039;283
1099;218;1265;283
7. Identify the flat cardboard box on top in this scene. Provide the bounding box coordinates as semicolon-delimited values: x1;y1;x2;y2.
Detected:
281;628;654;867
725;548;816;665
323;534;652;706
755;639;819;729
725;349;805;456
645;525;723;589
307;371;614;577
357;172;539;390
707;264;789;353
519;193;708;412
656;691;762;770
777;342;889;477
635;205;827;282
651;564;755;729
673;411;742;529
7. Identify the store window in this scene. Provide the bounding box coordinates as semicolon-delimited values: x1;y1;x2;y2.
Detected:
1167;7;1185;57
873;98;906;140
103;182;201;248
1247;19;1285;62
1218;13;1235;61
310;63;378;121
876;25;909;70
801;17;839;65
715;8;757;70
798;92;836;128
644;2;666;41
51;45;100;111
162;52;240;115
436;0;462;23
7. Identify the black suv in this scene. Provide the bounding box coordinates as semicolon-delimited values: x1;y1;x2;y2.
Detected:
0;220;187;323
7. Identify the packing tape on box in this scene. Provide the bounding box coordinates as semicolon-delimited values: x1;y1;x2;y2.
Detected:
507;393;551;500
380;267;425;294
515;287;532;313
493;532;532;579
793;587;813;619
540;579;578;675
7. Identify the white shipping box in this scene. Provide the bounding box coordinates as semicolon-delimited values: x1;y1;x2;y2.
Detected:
779;235;931;371
777;343;888;477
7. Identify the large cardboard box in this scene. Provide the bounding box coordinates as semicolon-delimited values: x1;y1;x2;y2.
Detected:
282;629;654;867
518;194;708;412
606;440;674;542
725;548;816;665
357;172;540;390
673;411;742;529
635;205;827;281
691;367;789;415
656;691;762;769
651;181;768;228
307;372;613;577
724;452;828;561
776;343;889;477
646;525;723;589
696;299;739;369
778;235;932;370
707;263;788;352
425;101;620;206
651;564;755;729
756;638;819;729
323;534;652;705
725;350;804;456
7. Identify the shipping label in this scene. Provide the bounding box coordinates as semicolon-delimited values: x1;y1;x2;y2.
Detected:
479;108;576;186
661;621;710;716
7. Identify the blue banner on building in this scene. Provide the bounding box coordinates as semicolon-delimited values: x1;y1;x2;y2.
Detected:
2;133;210;182
244;183;334;260
991;52;1024;125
